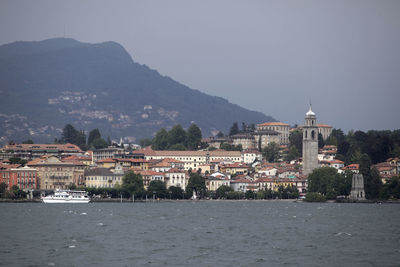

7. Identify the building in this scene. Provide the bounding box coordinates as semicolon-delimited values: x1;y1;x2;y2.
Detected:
0;143;83;161
132;148;242;171
165;168;189;190
256;122;290;145
84;166;124;188
28;156;86;189
316;124;333;140
133;170;165;189
219;162;251;176
93;147;125;163
0;163;38;190
302;106;319;176
242;149;262;164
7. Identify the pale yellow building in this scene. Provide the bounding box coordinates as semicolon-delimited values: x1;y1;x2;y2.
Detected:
256;122;290;145
28;156;86;189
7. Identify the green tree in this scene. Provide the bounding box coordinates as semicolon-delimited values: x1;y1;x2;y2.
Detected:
9;185;27;199
168;186;184;199
22;139;34;144
139;138;153;148
152;128;169;150
289;130;303;155
8;157;27;165
187;123;202;150
262;142;280;162
147;180;167;199
168;143;187;151
0;182;7;198
167;124;187;149
88;128;101;146
318;133;325;149
245;190;256;199
216;131;224;138
91;138;108;149
61;124;86;149
381;176;400;199
122;171;145;198
304;192;327;202
186;172;206;198
216;185;233;199
220;142;242;151
365;167;382;199
285;145;300;162
229;122;239;136
307;167;344;199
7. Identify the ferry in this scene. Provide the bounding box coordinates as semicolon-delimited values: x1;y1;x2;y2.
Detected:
42;189;90;203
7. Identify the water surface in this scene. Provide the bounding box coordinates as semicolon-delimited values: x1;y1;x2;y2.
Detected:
0;201;399;266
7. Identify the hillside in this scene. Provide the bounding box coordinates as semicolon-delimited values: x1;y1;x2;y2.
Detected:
0;38;275;144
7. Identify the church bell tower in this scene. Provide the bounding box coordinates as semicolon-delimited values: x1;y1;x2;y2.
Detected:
302;105;319;176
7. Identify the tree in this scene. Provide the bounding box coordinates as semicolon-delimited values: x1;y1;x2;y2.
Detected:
9;185;27;199
304;192;327;202
168;143;187;151
8;157;27;165
381;176;400;199
365;167;382;199
186;172;206;198
229;122;239;136
289;130;303;155
318;133;325;149
285;145;300;162
152;128;169;150
139;138;153;148
262;142;280;162
22;139;34;144
147;180;167;199
91;138;109;149
167;124;187;149
220;142;242;151
0;182;7;198
122;171;145;198
88;128;101;146
187;123;202;150
168;186;184;199
216;185;233;199
61;124;86;149
216;131;224;138
241;122;247;133
307;167;345;199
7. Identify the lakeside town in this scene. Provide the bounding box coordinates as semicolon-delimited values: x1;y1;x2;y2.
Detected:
0;106;399;202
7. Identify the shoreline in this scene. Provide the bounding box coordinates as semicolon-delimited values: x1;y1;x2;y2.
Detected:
1;198;400;204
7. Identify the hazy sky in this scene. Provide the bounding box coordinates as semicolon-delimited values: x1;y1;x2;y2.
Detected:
1;0;399;131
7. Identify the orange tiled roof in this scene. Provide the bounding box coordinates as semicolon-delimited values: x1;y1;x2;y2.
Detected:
257;122;289;127
316;123;332;128
3;143;82;152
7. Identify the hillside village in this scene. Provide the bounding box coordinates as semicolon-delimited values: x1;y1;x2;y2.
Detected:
0;107;399;201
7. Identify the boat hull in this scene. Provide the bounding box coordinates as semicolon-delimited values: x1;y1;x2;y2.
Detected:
42;198;90;203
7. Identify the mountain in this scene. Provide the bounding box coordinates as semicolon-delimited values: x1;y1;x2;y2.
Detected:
0;38;275;144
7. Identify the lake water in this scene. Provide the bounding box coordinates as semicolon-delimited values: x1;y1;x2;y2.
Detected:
0;201;399;267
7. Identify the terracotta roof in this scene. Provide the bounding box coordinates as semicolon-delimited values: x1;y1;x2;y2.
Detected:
230;179;251;183
134;148;241;157
134;170;165;176
220;163;250;168
316;124;332;128
342;164;360;170
166;168;186;174
257;122;289;127
97;158;116;163
3;143;82;152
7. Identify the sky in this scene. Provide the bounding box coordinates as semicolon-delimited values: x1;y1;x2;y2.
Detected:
1;0;399;132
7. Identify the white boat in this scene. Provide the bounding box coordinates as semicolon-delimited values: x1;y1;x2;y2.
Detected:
42;189;90;203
